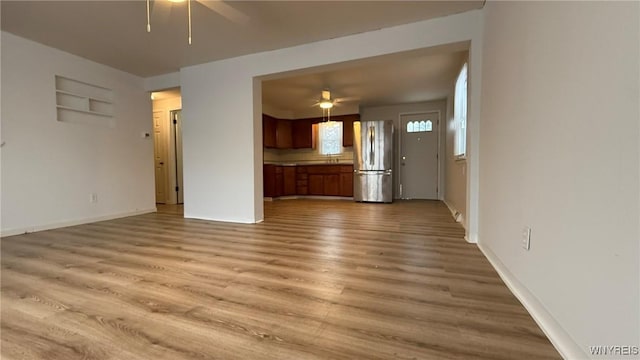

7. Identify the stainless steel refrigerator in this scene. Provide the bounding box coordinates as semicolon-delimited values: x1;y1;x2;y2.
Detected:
353;120;394;203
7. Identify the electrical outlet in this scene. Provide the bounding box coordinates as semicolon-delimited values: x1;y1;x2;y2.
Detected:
89;193;98;203
522;226;531;250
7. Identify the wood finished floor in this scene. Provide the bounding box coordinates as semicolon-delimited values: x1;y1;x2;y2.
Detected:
1;200;560;360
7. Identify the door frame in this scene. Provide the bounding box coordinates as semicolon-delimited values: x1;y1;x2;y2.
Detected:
397;110;442;200
169;109;184;204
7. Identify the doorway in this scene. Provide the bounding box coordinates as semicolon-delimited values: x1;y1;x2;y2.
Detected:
170;110;184;204
153;110;167;204
151;88;183;205
399;112;439;199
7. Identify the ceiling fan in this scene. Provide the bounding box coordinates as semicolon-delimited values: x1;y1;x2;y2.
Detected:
145;0;249;44
314;90;359;109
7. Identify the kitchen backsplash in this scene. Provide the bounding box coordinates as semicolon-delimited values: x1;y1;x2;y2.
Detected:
264;147;354;164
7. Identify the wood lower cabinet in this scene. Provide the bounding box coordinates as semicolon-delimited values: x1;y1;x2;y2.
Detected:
263;164;277;197
323;174;340;196
340;172;354;197
264;164;353;198
308;174;324;195
283;166;296;195
296;167;308;195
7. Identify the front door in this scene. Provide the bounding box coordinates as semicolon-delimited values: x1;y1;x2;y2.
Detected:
400;112;439;199
153;110;167;204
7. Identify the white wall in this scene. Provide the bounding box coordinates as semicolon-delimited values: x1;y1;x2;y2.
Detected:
180;10;483;226
360;100;447;200
479;2;639;358
0;32;155;236
152;96;182;205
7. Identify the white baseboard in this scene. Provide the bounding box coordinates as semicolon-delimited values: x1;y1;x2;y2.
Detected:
477;243;587;360
0;207;157;237
443;199;465;225
443;199;473;243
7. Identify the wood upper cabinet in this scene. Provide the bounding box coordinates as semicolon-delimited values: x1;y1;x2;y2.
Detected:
276;119;293;149
339;114;359;147
292;119;313;149
263;113;359;150
263;115;277;148
283;166;296;195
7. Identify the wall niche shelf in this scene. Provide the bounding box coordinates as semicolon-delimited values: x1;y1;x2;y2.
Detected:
55;75;113;122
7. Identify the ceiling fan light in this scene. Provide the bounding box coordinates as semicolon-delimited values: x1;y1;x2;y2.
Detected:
319;100;333;109
168;0;185;3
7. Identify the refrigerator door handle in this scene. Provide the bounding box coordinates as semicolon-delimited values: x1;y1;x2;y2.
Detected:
369;126;375;166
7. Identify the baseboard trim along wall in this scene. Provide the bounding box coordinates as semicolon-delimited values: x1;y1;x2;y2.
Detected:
443;199;465;225
0;208;158;237
477;243;588;360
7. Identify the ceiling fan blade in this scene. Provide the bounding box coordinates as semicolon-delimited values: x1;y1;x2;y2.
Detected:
335;96;360;103
197;0;250;25
151;0;172;28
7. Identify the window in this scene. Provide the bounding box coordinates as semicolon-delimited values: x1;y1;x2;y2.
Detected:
454;63;468;158
318;121;343;155
406;120;432;133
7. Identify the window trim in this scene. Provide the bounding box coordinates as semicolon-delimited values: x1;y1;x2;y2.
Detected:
453;62;468;159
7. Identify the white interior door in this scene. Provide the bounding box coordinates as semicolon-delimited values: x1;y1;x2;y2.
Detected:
400;112;439;199
153;110;167;204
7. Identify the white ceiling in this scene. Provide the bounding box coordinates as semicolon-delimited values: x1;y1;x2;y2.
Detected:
2;1;480;117
1;1;483;78
262;46;468;117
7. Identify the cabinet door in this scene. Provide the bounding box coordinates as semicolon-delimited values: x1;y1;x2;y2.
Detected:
276;119;293;149
340;173;353;197
263;115;277;148
296;166;308;195
323;174;340;196
263;165;276;197
309;175;324;195
274;167;283;197
283;167;296;195
292;119;313;149
341;114;359;147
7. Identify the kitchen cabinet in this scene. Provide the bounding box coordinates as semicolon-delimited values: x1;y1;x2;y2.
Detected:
263;164;277;197
276;119;293;149
263;113;359;150
323;174;340;196
339;165;354;197
339;114;359;147
264;164;353;198
274;166;283;197
296;167;308;195
283;166;296;195
263;115;277;148
292;119;313;149
308;174;324;195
